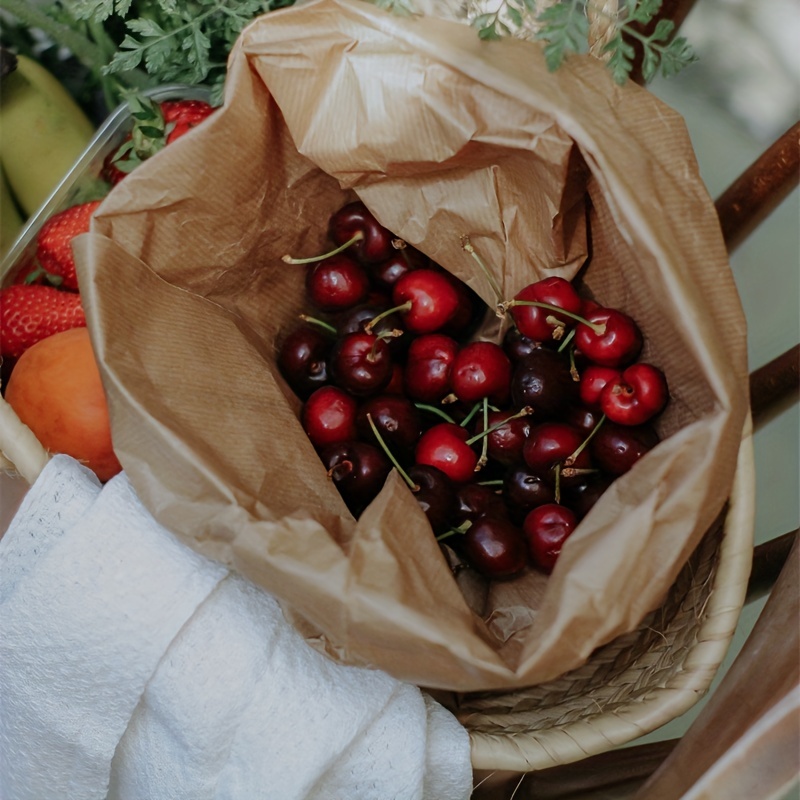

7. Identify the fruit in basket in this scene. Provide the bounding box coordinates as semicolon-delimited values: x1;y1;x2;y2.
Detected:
0;284;86;358
4;327;121;482
0;52;94;216
35;200;101;290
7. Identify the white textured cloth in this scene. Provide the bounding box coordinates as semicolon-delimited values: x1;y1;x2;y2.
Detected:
0;455;472;800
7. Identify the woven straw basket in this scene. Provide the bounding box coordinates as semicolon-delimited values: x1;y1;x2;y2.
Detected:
0;393;755;773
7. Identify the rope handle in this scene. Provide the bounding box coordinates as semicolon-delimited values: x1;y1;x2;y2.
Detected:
0;394;50;485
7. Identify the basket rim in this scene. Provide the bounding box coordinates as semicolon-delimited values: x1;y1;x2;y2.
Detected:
466;414;756;772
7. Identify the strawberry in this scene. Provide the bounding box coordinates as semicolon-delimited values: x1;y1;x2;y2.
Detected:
0;284;86;358
35;200;100;291
103;97;216;185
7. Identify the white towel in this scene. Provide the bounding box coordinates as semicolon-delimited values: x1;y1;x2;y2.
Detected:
0;455;472;800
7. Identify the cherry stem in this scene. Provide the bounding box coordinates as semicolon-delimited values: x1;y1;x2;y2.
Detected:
564;414;606;467
364;301;412;334
459;401;483;428
561;467;599;478
460;235;504;302
298;314;337;335
477;479;504;486
365;413;419;492
498;300;606;335
554;463;562;505
414;403;457;424
436;521;472;542
557;327;577;353
465;405;533;447
281;231;364;264
569;347;580;382
475;397;490;471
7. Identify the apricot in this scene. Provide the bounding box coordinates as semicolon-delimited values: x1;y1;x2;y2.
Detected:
5;327;122;481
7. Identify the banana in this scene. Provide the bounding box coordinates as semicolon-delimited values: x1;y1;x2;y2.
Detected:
1;164;24;258
0;54;94;217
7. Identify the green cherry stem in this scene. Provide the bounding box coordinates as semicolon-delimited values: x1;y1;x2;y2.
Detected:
459;401;484;428
460;235;504;303
414;403;457;424
497;299;606;336
564;414;606;467
554;463;562;505
557;327;577;353
365;413;419;492
282;231;364;264
436;520;472;542
364;302;412;334
464;404;534;447
298;314;337;335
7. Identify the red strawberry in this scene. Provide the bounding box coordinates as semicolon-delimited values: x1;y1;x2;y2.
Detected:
0;285;86;358
161;100;215;143
35;200;100;290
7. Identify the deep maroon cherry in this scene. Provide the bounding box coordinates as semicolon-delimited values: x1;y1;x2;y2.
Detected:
403;333;458;403
574;307;643;367
277;325;332;399
508;276;582;342
357;394;422;458
302;385;358;448
407;464;458;535
502;466;556;521
306;255;370;312
319;440;391;516
599;363;668;426
391;269;460;334
502;326;542;363
510;348;578;418
451;341;512;405
328;200;395;264
524;503;578;573
440;275;481;338
330;332;393;397
579;365;622;409
477;409;532;466
562;405;603;437
454;483;508;525
415;422;478;484
337;303;407;358
371;246;428;290
523;421;592;486
591;421;660;475
566;475;615;519
463;516;528;579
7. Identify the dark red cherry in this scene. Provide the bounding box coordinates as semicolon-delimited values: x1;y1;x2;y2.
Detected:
463;516;528;579
503;326;543;363
371;246;428;290
407;464;458;535
566;474;615;519
523;421;592;486
277;325;332;399
454;483;508;525
337;304;407;358
510;348;578;418
523;503;578;573
579;365;622;409
319;440;391;516
403;333;458;403
302;386;358;448
330;332;393;397
509;277;582;342
306;255;370;312
591;421;660;475
502;465;556;521
451;341;512;405
391;269;460;334
328;200;395;264
440;276;481;338
562;405;603;437
357;394;422;458
476;410;532;466
599;363;668;426
574;307;643;367
415;422;478;484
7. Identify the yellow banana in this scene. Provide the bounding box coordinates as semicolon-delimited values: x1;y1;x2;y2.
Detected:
0;54;94;216
0;165;24;258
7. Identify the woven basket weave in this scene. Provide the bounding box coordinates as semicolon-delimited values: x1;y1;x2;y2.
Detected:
0;397;755;773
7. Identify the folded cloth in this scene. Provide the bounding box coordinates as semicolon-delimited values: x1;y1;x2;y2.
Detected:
0;456;472;800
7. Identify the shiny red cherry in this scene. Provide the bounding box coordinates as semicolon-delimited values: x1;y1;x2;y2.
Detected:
391;269;460;334
574;307;643;367
523;421;592;486
463;516;528;579
502;465;556;521
306;255;370;312
502;326;542;363
403;333;458;403
415;422;478;484
407;464;458;535
476;410;532;466
508;276;582;342
579;365;622;408
319;440;391;515
357;394;422;458
454;483;508;525
599;363;668;426
277;325;332;400
328;200;395;264
451;341;512;405
591;421;660;475
302;386;358;448
331;332;393;397
510;348;579;418
523;503;578;573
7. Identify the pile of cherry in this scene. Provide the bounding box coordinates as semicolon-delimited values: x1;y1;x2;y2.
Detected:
277;201;669;581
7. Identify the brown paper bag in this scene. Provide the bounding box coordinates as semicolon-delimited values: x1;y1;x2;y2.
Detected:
75;0;749;691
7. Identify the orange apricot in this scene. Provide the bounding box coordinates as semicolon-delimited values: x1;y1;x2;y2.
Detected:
5;327;122;481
